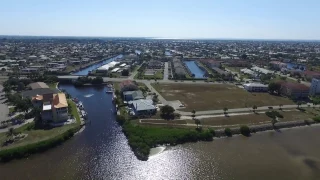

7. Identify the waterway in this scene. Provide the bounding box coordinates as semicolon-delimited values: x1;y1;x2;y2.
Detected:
184;60;206;78
286;62;306;71
72;55;123;76
1;84;320;179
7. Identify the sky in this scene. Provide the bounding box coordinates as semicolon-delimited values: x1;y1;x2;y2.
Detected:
0;0;320;40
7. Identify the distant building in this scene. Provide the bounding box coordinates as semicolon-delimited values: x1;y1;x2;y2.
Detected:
309;78;320;96
269;61;287;70
32;93;68;123
243;83;268;92
147;60;163;69
279;82;309;99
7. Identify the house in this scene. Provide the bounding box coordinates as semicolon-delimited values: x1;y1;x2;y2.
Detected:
302;70;320;80
123;90;144;101
120;80;138;92
279;82;309;99
269;61;287;70
32;93;68;123
309;78;320;96
28;82;49;90
199;59;222;68
22;88;60;98
128;99;157;116
147;60;163;69
243;83;268;92
172;58;187;78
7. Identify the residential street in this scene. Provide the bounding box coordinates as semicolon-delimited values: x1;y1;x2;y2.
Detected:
163;62;169;80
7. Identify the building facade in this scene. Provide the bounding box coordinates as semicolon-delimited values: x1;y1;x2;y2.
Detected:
309;78;320;96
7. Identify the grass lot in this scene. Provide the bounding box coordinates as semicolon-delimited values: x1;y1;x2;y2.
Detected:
142;70;164;80
271;75;297;83
224;66;243;73
0;100;81;150
152;83;295;111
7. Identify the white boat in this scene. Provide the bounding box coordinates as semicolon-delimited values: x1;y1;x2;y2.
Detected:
106;90;113;93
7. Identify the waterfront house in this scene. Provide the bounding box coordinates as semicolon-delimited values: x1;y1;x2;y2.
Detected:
128;99;157;116
28;82;49;90
32;93;69;123
120;80;139;92
123;90;144;101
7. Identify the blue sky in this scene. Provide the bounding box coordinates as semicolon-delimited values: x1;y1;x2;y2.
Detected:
1;0;320;40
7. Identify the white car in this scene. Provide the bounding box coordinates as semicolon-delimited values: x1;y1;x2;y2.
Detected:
179;104;185;107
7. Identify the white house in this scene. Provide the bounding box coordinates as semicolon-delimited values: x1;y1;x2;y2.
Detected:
243;83;268;92
309;78;320;96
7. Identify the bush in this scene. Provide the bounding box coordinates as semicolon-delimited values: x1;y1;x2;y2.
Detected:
224;128;232;137
116;115;126;125
265;111;283;119
240;125;250;137
208;128;215;136
313;116;320;122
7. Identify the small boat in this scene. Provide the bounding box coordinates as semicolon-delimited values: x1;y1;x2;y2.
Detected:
106;90;113;93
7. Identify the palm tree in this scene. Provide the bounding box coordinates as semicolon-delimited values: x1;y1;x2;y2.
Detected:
195;119;201;129
223;107;228;115
192;109;196;119
271;116;279;128
252;105;258;113
279;104;283;110
6;128;15;137
297;101;302;109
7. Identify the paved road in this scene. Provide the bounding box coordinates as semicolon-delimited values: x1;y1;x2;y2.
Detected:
144;82;168;105
163;62;169;80
58;75;234;85
128;65;140;80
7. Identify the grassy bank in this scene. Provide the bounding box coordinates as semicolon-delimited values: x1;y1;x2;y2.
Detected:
0;100;81;162
117;116;214;160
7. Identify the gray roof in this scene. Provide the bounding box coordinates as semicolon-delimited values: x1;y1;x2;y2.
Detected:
28;82;49;89
129;99;156;111
21;88;59;98
123;90;144;100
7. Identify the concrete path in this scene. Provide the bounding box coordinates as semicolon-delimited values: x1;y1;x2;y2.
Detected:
177;104;314;116
0;118;34;133
163;62;169;80
128;65;140;80
144;82;168;105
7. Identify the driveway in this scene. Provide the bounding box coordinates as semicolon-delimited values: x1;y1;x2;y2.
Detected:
163;62;169;80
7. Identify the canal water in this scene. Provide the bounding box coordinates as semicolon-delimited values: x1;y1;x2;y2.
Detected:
286;63;306;71
72;55;123;76
184;60;205;78
1;84;320;179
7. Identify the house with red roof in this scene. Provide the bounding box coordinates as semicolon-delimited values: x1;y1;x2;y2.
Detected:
120;80;138;92
279;82;309;99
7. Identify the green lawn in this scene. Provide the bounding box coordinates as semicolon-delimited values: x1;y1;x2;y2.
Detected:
0;99;81;150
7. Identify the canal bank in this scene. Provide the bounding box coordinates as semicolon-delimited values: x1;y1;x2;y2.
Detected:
1;84;320;179
72;54;123;76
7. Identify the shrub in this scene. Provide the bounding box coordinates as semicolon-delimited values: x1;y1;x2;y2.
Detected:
240;125;251;136
208;128;215;136
224;128;232;137
265;111;283;119
116;115;126;125
313;116;320;122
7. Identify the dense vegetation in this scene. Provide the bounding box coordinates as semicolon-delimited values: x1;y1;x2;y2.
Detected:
116;115;213;160
73;76;103;86
265;111;283;119
240;125;251;136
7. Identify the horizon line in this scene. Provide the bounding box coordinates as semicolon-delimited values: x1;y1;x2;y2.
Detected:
0;34;320;42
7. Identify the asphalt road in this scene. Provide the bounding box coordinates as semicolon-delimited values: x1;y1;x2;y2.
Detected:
163;62;169;80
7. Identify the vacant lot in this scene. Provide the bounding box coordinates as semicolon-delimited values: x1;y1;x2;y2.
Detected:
152;83;295;111
185;109;315;127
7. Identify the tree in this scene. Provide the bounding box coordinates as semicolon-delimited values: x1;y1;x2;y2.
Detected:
241;54;248;60
121;69;129;76
268;82;281;94
252;105;258;113
195;118;201;129
152;95;158;104
192;109;196;119
160;105;175;120
279;104;283;110
271;116;278;127
297;101;302;108
223;107;228;114
6;128;15;137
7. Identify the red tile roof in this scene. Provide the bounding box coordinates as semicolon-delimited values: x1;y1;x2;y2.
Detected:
281;82;309;91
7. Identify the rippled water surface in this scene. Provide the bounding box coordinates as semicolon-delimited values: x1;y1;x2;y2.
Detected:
1;84;320;180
